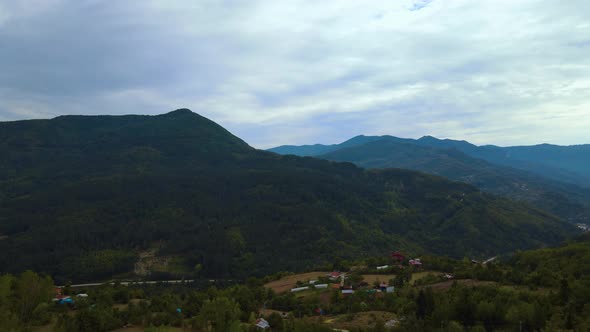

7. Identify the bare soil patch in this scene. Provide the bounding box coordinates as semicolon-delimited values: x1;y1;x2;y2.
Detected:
264;272;328;293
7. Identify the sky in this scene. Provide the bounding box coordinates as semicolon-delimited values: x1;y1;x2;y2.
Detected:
1;0;589;148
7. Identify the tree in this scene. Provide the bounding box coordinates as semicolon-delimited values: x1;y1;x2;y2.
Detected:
416;288;434;319
197;296;241;332
13;270;53;323
267;312;284;331
559;278;570;304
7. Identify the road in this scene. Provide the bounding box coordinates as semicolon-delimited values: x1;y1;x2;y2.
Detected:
59;279;197;288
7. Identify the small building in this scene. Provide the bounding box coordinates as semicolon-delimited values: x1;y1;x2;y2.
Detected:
255;318;270;329
342;289;354;295
76;293;89;298
290;286;309;293
444;274;454;280
376;265;389;270
328;271;342;281
409;258;422;266
53;296;74;305
386;286;395;293
308;280;317;284
314;283;328;289
391;251;405;261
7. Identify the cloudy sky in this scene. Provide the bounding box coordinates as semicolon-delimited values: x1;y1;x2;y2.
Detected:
1;0;589;148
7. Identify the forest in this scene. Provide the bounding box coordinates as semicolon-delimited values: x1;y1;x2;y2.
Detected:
0;110;578;283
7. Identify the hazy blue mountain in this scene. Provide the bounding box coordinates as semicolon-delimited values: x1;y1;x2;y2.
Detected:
319;138;590;223
269;135;590;187
414;137;590;187
0;110;577;282
268;135;386;156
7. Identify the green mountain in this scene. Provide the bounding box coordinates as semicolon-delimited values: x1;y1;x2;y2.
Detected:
0;110;578;282
317;138;590;223
270;136;590;222
272;135;590;187
415;136;590;187
268;135;383;156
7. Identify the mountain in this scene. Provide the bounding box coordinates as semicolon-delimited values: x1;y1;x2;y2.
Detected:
269;136;590;222
268;135;384;156
0;110;578;282
412;136;590;187
317;138;590;223
269;135;590;187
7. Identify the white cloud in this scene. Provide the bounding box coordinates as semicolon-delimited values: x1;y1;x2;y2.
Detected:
0;0;589;148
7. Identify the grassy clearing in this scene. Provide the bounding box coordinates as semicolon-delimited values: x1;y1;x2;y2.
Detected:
264;272;328;293
410;271;443;283
360;274;396;285
422;279;497;291
112;326;184;332
305;311;397;330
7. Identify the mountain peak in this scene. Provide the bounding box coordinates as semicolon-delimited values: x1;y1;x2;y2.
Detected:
162;108;197;117
419;135;439;141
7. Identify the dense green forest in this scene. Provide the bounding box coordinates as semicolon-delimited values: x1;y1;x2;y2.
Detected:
0;110;578;283
270;136;590;224
1;235;588;331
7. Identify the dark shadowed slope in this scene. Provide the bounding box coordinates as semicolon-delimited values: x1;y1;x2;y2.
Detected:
0;110;578;282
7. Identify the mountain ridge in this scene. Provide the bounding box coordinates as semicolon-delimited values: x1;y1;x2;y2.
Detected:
0;110;579;282
269;135;590;222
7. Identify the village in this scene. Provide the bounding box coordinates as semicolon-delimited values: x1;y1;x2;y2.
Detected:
3;244;581;332
255;252;457;331
41;250;529;332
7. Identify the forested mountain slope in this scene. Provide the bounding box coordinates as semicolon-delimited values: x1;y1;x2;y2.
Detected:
270;135;590;187
0;110;577;282
318;138;590;223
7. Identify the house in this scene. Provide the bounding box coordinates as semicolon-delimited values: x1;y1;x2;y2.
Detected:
290;286;309;293
255;318;270;329
409;258;422;266
328;271;343;281
391;252;405;261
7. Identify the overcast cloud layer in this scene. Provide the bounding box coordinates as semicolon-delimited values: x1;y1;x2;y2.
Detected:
1;0;589;148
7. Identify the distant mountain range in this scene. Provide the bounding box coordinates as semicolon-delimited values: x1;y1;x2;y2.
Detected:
0;110;578;282
270;136;590;223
